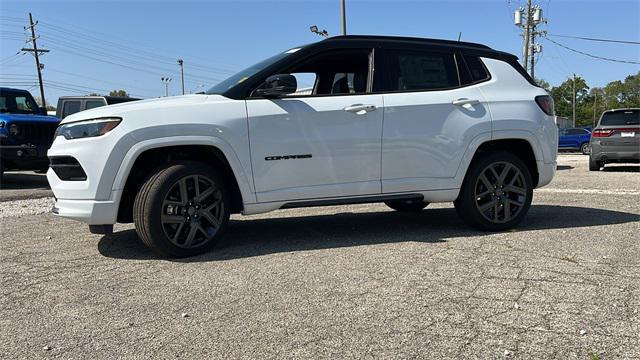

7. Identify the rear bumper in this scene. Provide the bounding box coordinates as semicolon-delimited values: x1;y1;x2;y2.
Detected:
591;143;640;162
536;160;556;188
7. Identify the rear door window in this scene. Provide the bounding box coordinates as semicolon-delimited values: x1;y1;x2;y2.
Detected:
600;110;640;126
62;101;81;118
380;50;459;92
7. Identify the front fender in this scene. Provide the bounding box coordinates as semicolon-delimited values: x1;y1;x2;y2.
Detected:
110;135;257;204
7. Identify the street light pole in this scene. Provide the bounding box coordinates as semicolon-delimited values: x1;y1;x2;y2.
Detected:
177;59;185;95
340;0;346;35
161;77;172;97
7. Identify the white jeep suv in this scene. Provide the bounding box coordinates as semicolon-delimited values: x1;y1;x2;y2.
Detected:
47;36;558;257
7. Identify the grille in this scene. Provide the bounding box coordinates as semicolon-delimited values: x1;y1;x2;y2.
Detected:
8;122;58;145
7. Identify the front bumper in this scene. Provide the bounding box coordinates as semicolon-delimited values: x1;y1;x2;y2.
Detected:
51;193;120;225
0;144;50;169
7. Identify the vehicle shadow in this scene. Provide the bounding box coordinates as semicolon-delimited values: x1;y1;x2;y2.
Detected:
97;205;640;262
556;165;574;170
0;172;50;190
602;166;639;173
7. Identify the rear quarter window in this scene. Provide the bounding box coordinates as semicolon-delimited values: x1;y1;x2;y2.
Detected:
463;56;490;82
599;110;640;126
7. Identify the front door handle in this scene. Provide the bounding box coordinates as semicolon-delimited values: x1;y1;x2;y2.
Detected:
344;104;377;114
452;98;480;106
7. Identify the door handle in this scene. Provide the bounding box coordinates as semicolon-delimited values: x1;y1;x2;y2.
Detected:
344;104;377;114
452;98;480;106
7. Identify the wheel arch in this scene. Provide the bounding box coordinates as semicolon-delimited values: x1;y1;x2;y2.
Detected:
468;138;540;187
113;137;254;223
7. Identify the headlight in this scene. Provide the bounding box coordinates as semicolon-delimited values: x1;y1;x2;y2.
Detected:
55;117;121;140
9;123;19;136
0;120;5;128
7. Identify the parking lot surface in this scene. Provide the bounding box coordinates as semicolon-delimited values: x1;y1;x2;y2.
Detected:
1;154;639;359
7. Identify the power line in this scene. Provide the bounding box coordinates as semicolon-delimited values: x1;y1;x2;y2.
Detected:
547;33;640;45
544;37;640;65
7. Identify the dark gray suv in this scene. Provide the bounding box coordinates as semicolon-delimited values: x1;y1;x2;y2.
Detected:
589;108;640;171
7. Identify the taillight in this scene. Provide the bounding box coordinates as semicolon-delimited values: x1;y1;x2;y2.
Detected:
592;129;614;137
535;95;554;116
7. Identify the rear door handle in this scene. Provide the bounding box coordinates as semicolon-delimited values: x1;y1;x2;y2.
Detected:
344;104;377;114
452;98;480;106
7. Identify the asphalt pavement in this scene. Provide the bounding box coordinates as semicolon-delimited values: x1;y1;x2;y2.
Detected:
1;154;638;359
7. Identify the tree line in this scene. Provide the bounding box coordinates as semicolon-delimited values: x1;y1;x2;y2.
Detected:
538;71;639;127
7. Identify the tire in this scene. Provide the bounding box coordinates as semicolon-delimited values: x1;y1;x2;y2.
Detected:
580;142;591;155
385;199;429;212
454;151;533;231
589;156;601;171
133;161;230;258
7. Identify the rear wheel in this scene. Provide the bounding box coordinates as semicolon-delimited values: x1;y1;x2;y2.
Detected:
454;152;533;231
580;142;591;155
385;199;429;212
133;161;230;258
589;156;602;171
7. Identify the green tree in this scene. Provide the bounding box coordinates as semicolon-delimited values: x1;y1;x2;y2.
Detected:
550;76;589;125
535;78;551;92
109;89;129;97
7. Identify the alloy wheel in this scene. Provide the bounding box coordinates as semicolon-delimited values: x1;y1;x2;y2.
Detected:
160;175;224;249
474;161;528;224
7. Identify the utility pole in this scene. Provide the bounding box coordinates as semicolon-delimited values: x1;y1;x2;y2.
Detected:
21;13;49;107
572;73;577;128
177;59;185;95
514;1;546;78
161;77;172;97
340;0;347;35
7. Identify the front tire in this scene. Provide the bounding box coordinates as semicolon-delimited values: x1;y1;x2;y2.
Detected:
454;152;533;231
385;199;429;212
133;161;230;258
580;142;591;155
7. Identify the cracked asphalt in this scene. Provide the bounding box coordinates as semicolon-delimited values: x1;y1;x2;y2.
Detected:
1;154;639;359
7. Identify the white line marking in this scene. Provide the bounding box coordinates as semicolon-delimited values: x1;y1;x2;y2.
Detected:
536;188;640;196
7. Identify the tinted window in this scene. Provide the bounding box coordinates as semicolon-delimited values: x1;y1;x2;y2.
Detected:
0;91;39;114
463;56;489;82
383;50;458;91
568;129;587;135
62;101;81;118
600;110;640;126
85;100;106;110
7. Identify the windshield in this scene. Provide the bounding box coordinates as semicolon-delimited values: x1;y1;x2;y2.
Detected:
206;49;299;95
600;110;640;126
0;90;40;115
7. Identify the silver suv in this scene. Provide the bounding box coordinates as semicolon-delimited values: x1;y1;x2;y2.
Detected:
589;108;640;171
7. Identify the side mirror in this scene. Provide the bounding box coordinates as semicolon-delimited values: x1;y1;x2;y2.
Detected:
255;74;297;97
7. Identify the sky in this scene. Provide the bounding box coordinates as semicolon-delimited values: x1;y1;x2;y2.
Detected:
1;0;638;105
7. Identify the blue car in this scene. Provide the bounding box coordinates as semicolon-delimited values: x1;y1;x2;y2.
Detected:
0;87;60;179
558;127;592;155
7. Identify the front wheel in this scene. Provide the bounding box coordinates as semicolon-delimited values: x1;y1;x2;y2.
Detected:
580;142;591;155
133;161;230;258
454;152;533;231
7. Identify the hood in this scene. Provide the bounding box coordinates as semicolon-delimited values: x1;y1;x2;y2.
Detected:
60;94;230;124
0;113;60;124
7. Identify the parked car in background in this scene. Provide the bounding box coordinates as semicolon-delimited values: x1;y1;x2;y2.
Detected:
0;87;60;179
47;35;558;257
589;108;640;171
558;127;592;155
56;95;140;119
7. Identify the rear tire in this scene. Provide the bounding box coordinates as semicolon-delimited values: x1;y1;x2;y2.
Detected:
580;142;591;155
133;161;230;258
454;151;533;231
589;157;601;171
385;199;429;212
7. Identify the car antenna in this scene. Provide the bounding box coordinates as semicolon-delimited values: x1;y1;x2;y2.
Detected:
457;32;462;41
